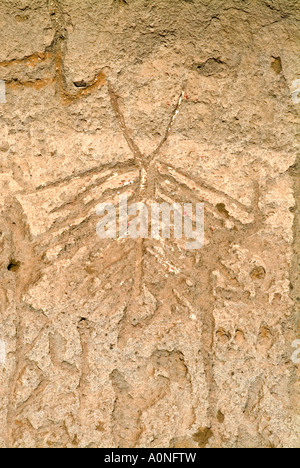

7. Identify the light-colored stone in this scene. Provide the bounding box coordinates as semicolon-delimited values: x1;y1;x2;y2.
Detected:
0;0;299;448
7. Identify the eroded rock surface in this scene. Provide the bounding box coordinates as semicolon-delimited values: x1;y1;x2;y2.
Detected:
0;0;299;448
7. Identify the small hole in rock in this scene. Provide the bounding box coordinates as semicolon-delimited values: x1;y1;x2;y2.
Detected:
77;317;89;329
73;80;87;88
216;203;229;217
193;427;213;448
7;260;21;272
250;266;266;280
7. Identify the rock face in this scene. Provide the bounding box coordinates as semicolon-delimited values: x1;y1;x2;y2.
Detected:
0;0;299;449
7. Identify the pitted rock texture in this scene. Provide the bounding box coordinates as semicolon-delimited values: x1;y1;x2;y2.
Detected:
0;0;299;448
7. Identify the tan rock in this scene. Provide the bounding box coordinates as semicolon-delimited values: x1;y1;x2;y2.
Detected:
0;0;299;448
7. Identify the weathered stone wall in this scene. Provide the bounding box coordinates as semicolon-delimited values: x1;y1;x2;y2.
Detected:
0;0;299;448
